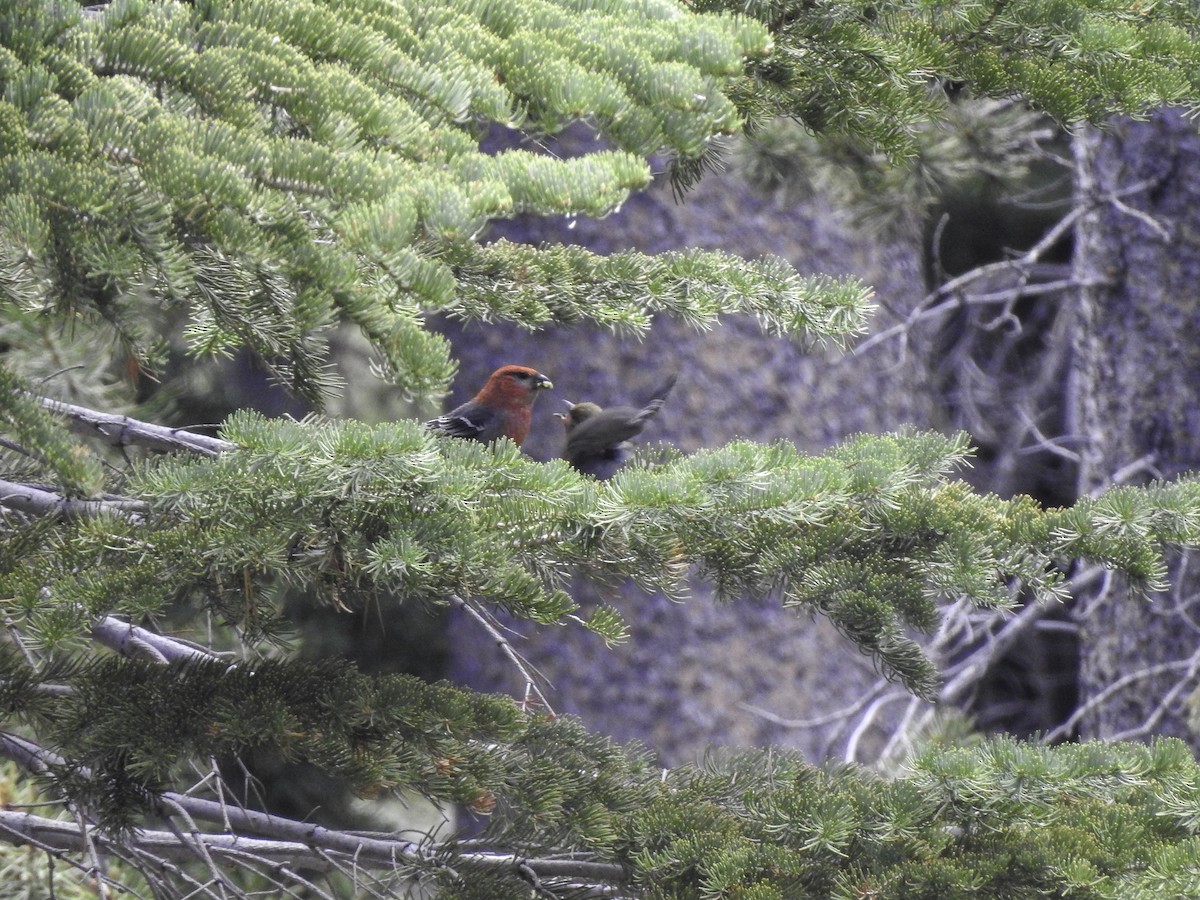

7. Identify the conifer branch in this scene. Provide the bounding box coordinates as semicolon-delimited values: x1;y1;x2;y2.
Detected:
0;806;630;892
5;2;1200;893
0;731;631;890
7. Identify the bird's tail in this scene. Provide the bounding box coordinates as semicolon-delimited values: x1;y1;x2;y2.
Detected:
634;372;678;423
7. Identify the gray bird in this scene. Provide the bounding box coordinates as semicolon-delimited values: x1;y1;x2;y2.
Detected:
557;375;676;479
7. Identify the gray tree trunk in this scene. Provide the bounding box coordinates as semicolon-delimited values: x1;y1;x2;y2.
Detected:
1070;111;1200;743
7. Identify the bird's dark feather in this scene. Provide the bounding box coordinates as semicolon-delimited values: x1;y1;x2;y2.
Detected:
427;406;500;440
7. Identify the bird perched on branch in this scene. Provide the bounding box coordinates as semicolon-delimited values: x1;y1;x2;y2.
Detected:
557;374;676;479
426;365;553;447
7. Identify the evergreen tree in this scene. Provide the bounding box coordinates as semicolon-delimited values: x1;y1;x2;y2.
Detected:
3;0;1200;896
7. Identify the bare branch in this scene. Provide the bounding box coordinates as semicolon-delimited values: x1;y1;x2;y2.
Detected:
0;732;630;889
938;598;1055;707
853;176;1162;359
450;594;556;717
1044;646;1200;744
71;807;112;900
0;396;236;526
90;617;227;666
0;479;146;522
0;804;629;887
4;613;41;666
34;395;233;458
738;679;890;730
158;795;238;899
852;192;1085;357
0;808;345;868
0;806;114;889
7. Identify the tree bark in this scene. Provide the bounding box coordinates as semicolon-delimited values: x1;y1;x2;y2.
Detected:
1070;111;1200;743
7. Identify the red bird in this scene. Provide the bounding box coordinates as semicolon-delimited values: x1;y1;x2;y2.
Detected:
426;365;553;446
557;374;676;479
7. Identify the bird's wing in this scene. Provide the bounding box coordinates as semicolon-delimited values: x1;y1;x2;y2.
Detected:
426;402;504;441
563;375;675;468
564;406;648;454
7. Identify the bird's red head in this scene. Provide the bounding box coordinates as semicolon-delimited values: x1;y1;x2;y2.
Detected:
475;365;553;408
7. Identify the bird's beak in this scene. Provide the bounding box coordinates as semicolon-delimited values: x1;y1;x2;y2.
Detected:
534;374;553;390
561;399;575;408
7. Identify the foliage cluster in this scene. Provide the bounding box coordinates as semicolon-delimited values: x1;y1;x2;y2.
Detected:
3;0;1200;897
0;0;874;407
683;0;1200;181
7;415;1200;701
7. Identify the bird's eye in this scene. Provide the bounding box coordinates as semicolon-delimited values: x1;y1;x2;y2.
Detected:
511;371;530;380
